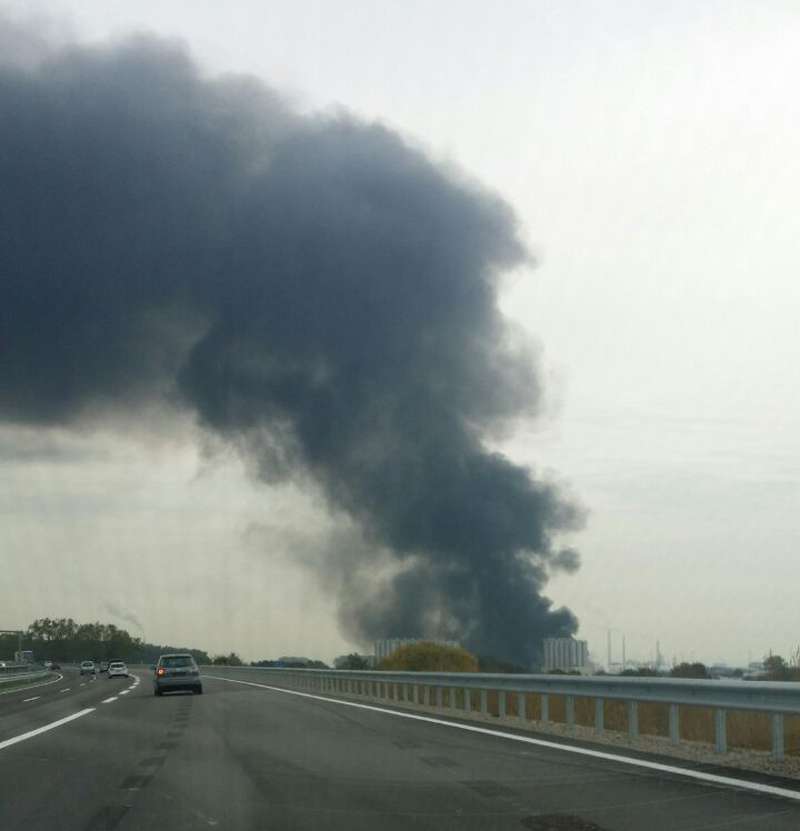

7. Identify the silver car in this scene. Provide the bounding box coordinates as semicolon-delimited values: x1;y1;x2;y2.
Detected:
153;653;202;696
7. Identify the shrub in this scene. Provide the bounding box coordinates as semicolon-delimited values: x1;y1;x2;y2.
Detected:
378;641;478;672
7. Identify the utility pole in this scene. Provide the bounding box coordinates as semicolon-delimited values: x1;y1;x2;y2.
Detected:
622;635;626;670
607;629;612;671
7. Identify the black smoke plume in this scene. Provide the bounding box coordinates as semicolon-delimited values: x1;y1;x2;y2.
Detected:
0;29;583;665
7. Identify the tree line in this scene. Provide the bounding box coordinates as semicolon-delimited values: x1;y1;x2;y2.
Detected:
0;618;210;665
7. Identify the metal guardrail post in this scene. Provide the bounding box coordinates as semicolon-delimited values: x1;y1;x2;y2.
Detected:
498;691;507;719
541;693;549;722
412;684;418;704
595;698;604;732
480;689;488;715
436;686;443;708
772;713;785;760
464;687;471;712
627;701;639;738
518;692;526;721
423;685;430;706
565;695;575;728
715;709;727;754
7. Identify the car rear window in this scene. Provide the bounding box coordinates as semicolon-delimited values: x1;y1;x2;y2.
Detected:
160;656;194;668
110;662;124;668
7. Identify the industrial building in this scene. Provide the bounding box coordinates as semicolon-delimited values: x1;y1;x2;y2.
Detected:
543;637;589;672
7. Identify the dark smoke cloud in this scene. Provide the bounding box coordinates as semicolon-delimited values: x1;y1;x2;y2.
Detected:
1;29;583;665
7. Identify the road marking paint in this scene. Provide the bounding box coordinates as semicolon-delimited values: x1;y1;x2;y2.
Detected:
80;683;85;687
101;696;118;704
59;688;71;693
0;708;95;753
120;690;130;695
0;672;65;698
23;696;41;702
204;674;800;804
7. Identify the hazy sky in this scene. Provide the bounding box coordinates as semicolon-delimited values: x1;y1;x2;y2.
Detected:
3;0;799;665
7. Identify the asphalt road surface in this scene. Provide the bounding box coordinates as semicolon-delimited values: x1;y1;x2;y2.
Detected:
2;667;800;830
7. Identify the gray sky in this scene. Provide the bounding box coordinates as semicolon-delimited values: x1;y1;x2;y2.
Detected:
3;0;799;665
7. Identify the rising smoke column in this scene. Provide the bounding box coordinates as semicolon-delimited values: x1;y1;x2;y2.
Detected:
0;30;583;665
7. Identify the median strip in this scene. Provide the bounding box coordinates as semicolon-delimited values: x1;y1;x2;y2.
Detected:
205;674;800;804
0;709;95;753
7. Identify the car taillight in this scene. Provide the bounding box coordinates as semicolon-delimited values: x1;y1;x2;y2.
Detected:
156;667;166;676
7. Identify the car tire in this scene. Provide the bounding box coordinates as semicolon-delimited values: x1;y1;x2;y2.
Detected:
194;686;203;695
154;688;162;697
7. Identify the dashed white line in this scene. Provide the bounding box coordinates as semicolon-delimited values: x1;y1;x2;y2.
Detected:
23;696;40;703
101;696;118;704
119;690;130;695
79;683;85;687
204;674;800;804
0;709;95;753
59;688;71;693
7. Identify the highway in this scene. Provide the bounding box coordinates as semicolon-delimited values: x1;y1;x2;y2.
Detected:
2;668;800;829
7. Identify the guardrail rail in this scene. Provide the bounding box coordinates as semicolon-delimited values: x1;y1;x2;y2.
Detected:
0;664;50;685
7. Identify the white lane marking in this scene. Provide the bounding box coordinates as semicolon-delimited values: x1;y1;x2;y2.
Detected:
59;688;71;693
0;671;65;698
101;696;118;704
23;696;41;702
0;708;95;753
204;675;800;804
80;683;85;687
119;690;130;695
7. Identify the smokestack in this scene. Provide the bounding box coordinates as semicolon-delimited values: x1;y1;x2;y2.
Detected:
0;30;585;667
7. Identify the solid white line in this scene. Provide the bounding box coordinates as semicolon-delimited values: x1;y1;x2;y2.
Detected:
22;696;40;702
101;696;118;704
204;674;800;803
0;708;95;753
0;672;65;698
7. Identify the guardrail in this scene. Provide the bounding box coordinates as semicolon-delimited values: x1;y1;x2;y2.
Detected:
203;666;800;761
0;668;50;685
0;663;33;675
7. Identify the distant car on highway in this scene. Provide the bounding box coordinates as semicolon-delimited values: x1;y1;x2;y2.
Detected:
79;660;97;676
108;661;128;679
153;653;202;696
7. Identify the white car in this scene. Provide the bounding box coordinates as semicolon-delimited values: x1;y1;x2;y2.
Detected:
108;661;128;679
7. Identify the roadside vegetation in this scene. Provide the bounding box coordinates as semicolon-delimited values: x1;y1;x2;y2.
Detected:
378;642;479;672
0;618;210;665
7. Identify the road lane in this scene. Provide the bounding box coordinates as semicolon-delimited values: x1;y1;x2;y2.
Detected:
2;671;800;830
0;668;140;745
